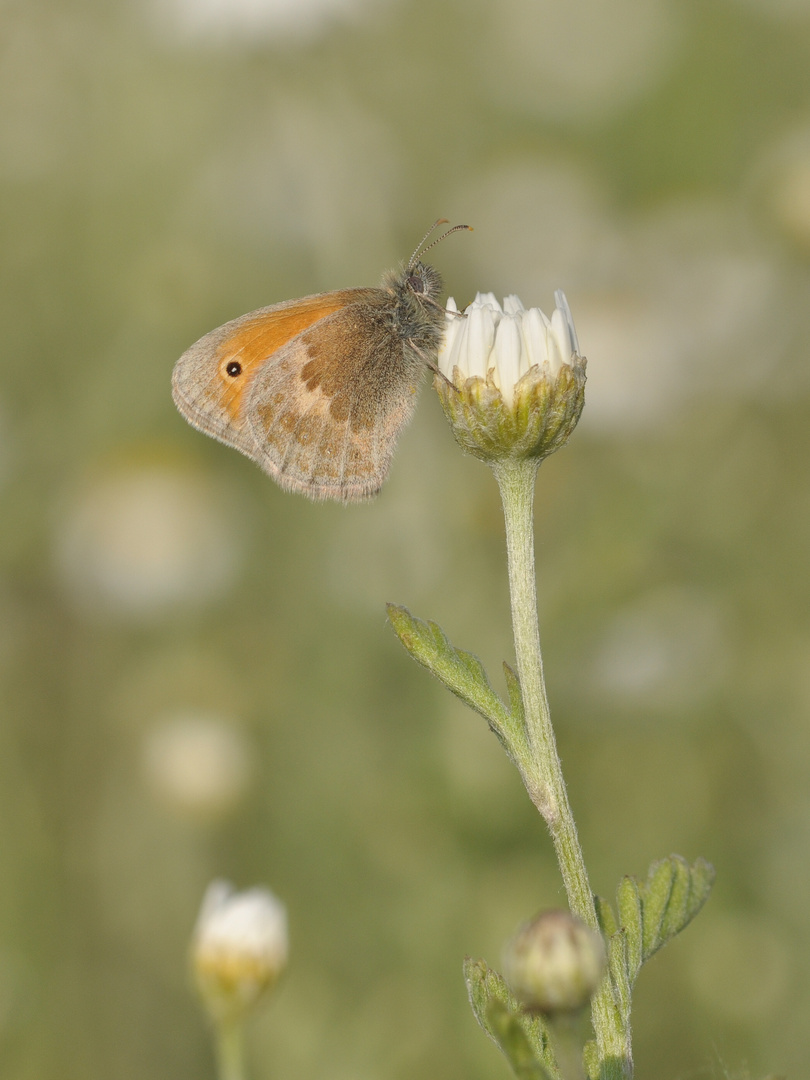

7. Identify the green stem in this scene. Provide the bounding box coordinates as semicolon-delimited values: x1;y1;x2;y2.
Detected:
492;458;632;1079
214;1017;248;1080
546;1013;589;1080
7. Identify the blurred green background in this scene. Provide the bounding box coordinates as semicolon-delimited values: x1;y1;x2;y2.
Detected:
2;0;810;1076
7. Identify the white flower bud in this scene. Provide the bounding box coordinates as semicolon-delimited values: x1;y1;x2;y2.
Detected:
435;292;586;463
503;909;606;1015
191;880;288;1023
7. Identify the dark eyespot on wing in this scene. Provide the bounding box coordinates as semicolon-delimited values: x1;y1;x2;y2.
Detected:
171;289;374;458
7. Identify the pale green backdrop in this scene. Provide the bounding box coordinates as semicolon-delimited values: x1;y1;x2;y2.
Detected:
1;0;809;1076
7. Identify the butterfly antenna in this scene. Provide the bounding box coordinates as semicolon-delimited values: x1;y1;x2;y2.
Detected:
408;220;472;268
409;219;447;266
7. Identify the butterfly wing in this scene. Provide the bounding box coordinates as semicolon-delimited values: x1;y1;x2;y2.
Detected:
245;298;425;501
171;290;367;457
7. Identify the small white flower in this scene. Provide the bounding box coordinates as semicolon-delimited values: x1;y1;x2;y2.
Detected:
434;290;586;464
192;880;288;1021
439;291;580;405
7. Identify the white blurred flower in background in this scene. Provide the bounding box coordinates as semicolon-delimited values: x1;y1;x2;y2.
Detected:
192;880;288;1022
151;0;390;45
143;713;252;819
55;464;242;618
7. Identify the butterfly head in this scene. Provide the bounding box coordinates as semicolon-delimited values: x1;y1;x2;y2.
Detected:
381;259;445;349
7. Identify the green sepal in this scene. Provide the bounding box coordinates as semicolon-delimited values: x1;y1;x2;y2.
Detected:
387;605;526;759
463;958;561;1080
434;355;586;464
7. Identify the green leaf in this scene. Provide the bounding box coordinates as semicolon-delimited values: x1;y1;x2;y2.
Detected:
463;957;561;1080
614;855;715;989
682;856;715;925
582;1040;600;1080
503;662;525;727
656;855;691;950
387;605;526;757
639;856;678;959
604;930;631;1026
640;855;714;962
593;895;618;939
615;877;643;983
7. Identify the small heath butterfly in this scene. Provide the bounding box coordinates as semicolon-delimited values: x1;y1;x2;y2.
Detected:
171;220;470;502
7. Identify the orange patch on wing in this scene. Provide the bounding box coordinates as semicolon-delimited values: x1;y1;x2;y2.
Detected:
213;291;365;418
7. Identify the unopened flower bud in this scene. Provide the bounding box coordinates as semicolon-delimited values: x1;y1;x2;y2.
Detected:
503;909;606;1015
435;292;586;463
191;880;288;1024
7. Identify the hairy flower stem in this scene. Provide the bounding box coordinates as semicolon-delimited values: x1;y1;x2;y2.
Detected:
214;1018;247;1080
493;458;632;1079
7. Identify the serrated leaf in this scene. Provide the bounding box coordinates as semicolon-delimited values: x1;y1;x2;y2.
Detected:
616;877;643;982
614;855;715;989
582;1040;600;1080
485;999;559;1080
503;662;525;725
657;856;691;947
584;1041;639;1080
605;931;631;1024
593;895;618;939
639;857;676;958
593;896;632;1028
641;855;714;961
684;857;715;923
464;957;560;1080
387;605;525;756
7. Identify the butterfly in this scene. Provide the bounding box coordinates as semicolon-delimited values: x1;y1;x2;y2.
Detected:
171;221;469;502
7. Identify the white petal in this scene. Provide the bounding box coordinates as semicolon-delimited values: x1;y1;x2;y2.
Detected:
462;306;496;378
550;306;574;369
445;316;467;376
493;315;523;403
521;307;550;372
554;290;580;355
197;879;234;928
503;294;525;315
439;306;463;375
472;291;502;313
195;881;288;963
